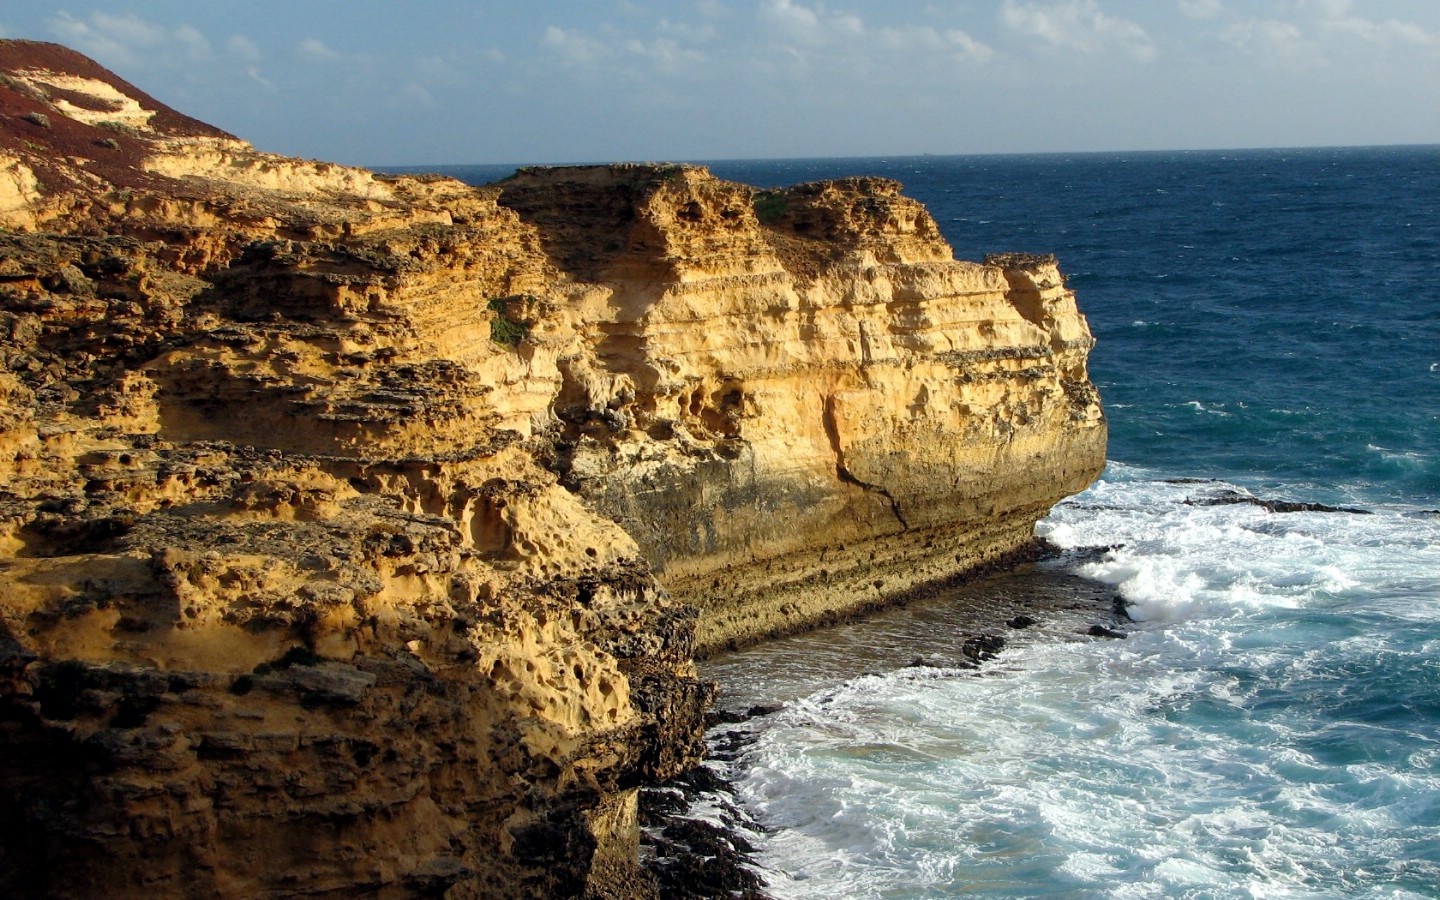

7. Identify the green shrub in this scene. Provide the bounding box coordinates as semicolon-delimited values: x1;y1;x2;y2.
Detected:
753;190;789;225
488;295;534;346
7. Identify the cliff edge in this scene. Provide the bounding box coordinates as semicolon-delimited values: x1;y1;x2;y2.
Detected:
0;40;1104;898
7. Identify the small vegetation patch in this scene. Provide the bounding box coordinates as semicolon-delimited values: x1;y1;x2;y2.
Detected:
98;120;144;138
753;190;789;225
23;111;51;128
488;295;535;346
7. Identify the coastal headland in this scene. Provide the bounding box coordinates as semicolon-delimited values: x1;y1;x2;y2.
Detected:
0;40;1104;897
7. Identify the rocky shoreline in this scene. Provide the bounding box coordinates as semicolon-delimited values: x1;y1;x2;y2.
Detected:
648;546;1135;898
1;40;1104;897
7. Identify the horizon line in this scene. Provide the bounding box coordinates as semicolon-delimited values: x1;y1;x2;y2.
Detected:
370;140;1440;174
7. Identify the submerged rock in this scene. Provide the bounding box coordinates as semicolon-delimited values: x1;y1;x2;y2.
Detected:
1087;625;1129;639
1185;494;1371;514
962;634;1008;662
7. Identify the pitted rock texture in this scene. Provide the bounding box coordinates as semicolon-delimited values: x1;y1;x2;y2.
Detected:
0;40;1104;899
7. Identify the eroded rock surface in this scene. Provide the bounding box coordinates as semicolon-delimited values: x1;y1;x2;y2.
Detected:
0;40;1103;898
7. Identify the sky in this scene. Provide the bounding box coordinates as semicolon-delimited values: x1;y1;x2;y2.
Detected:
2;1;1439;166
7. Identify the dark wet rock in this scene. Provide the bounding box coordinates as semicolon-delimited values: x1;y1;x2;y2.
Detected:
961;633;1006;662
639;788;688;825
668;764;732;799
639;764;772;899
646;840;769;900
907;656;945;668
1186;495;1371;514
1111;596;1134;622
705;708;748;727
1007;615;1038;629
708;729;758;763
1087;625;1128;639
663;818;756;856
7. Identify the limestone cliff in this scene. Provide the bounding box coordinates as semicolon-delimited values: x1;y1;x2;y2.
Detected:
497;170;1105;652
0;40;1104;898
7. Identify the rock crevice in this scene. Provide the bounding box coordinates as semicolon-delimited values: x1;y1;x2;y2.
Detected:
822;391;910;531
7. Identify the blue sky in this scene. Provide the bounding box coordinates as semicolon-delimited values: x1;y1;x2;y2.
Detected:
3;1;1438;166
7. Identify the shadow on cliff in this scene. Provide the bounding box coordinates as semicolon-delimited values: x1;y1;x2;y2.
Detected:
493;165;664;286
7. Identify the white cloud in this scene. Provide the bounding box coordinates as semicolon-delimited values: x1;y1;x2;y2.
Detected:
1215;2;1439;70
1317;13;1440;47
1000;0;1157;62
542;22;709;73
173;25;212;61
658;18;720;44
752;2;995;66
759;0;863;45
245;66;276;92
538;2;997;96
48;12;215;70
227;35;262;62
542;25;614;66
625;36;706;69
1298;0;1352;18
1286;0;1438;47
1178;0;1223;20
415;55;454;80
877;25;994;64
395;81;436;109
297;38;341;64
1220;18;1314;62
761;0;819;35
946;28;994;63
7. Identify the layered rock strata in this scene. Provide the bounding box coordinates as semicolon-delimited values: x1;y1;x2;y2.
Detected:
0;40;1104;898
498;171;1105;653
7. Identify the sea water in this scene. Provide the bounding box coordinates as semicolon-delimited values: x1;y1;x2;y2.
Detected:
439;148;1440;897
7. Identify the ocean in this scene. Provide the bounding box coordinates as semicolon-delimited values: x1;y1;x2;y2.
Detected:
438;147;1440;898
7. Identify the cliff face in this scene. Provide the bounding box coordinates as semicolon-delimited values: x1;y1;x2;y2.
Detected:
0;40;1104;898
496;169;1105;652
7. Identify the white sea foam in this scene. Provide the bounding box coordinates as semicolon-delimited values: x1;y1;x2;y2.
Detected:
725;468;1440;899
1183;399;1216;415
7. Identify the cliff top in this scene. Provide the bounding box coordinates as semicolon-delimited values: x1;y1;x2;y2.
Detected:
0;39;482;231
0;39;237;192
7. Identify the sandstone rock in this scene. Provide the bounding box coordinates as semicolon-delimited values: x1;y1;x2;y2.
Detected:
0;39;1104;898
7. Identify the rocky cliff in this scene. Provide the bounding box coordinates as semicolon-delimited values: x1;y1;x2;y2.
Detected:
0;40;1104;898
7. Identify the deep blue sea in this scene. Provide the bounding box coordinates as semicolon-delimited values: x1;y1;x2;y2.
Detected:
436;148;1440;897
